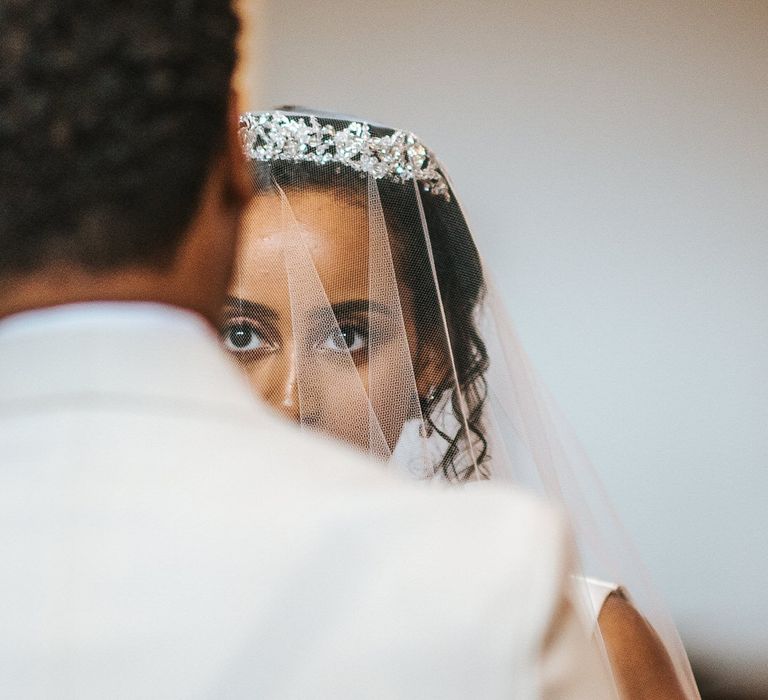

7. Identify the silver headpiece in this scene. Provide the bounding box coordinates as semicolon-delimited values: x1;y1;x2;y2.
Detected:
239;111;450;200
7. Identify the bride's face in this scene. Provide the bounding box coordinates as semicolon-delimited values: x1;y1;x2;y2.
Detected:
223;188;432;454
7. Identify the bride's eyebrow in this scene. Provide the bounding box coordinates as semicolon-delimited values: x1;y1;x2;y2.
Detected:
330;300;391;317
224;295;279;321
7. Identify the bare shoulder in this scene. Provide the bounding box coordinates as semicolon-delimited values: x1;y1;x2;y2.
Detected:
598;593;688;699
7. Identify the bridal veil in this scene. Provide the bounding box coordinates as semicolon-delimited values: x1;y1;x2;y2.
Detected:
226;109;699;697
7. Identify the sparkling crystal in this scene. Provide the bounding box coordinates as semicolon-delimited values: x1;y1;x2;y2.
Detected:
239;111;450;201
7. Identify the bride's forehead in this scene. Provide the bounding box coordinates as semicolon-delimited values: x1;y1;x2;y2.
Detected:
237;190;377;301
240;191;371;264
244;187;363;222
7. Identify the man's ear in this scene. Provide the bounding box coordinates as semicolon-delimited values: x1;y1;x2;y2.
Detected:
226;90;254;206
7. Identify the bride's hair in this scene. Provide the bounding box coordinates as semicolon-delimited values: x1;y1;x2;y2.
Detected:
377;175;490;481
252;142;490;481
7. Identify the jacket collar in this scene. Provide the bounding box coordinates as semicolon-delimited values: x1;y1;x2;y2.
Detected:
0;302;260;416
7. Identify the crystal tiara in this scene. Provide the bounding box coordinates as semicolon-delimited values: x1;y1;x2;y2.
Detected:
239;111;450;200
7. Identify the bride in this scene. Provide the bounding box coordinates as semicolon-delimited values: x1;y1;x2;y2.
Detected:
223;108;700;699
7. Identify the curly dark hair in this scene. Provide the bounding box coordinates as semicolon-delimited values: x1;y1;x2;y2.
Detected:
252;111;490;481
377;175;490;482
0;0;239;278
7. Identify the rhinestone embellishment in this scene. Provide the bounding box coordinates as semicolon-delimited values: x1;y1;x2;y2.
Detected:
240;111;450;199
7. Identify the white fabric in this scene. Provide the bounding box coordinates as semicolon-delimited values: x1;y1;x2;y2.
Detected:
584;578;623;627
0;302;612;699
456;476;621;632
0;300;203;336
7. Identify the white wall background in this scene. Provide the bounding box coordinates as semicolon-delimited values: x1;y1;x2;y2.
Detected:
249;0;768;683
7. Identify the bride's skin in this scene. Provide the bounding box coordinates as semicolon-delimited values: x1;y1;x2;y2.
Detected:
225;188;687;700
223;188;443;453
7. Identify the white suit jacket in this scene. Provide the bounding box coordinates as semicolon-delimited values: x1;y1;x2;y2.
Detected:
0;303;611;699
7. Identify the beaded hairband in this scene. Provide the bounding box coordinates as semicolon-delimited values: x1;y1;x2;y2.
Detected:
239;111;450;200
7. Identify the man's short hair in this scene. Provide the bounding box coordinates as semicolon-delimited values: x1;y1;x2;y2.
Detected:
0;1;239;278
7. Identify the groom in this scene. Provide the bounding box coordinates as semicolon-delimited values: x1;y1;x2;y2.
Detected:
0;2;610;697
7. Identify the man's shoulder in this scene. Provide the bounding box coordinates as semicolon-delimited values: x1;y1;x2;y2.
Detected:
2;394;580;696
235;408;563;524
240;414;570;594
196;405;566;550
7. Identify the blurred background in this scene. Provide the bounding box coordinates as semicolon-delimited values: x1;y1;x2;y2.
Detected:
239;1;767;696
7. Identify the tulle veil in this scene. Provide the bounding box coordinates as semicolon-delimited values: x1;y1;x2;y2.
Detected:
225;107;699;698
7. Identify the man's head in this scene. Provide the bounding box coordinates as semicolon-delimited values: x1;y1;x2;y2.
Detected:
0;0;250;322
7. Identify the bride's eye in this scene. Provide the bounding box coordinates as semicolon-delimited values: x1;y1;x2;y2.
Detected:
222;321;266;352
321;324;368;354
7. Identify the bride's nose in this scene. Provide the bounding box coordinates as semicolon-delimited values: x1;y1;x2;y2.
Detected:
261;353;301;423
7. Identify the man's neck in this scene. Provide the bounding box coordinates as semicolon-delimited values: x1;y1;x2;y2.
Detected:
0;267;220;328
